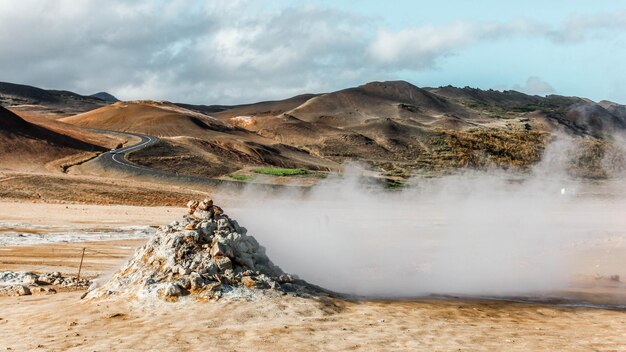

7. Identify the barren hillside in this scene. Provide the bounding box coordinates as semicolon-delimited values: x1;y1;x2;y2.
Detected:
0;106;106;170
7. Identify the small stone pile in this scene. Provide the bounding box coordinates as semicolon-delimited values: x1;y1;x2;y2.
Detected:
0;271;91;296
88;198;307;301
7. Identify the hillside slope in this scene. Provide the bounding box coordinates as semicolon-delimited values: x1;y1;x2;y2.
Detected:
0;82;110;116
0;106;106;170
61;101;338;177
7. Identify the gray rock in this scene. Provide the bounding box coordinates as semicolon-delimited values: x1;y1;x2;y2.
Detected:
188;272;205;290
210;242;233;258
160;283;184;298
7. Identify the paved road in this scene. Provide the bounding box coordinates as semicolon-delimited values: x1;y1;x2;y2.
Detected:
102;132;160;171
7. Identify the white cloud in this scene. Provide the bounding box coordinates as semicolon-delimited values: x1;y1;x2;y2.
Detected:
0;1;624;104
512;77;557;96
368;24;471;68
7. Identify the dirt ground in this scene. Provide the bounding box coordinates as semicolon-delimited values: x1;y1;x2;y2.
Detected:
1;201;625;351
0;171;211;206
1;290;625;351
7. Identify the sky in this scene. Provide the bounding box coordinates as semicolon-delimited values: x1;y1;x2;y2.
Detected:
1;0;626;104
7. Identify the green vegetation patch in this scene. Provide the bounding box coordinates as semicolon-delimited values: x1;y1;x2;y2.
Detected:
252;167;308;176
227;174;252;181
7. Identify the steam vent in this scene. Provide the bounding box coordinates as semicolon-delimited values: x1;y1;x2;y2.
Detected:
88;198;309;301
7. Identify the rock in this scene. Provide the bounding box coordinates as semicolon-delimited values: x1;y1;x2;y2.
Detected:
212;205;224;217
210;242;233;258
186;200;199;210
21;273;37;286
198;198;213;211
213;256;232;271
278;274;293;284
36;275;54;285
192;209;212;220
199;222;217;236
159;283;185;298
216;218;231;231
177;277;191;290
241;276;258;288
610;275;620;282
188;272;205;290
15;286;31;296
31;287;50;294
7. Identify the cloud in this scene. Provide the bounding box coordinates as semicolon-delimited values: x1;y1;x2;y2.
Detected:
0;1;372;103
0;1;624;104
367;24;475;69
512;76;557;96
366;12;626;70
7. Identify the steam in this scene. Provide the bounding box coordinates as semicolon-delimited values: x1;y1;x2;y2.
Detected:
222;136;626;298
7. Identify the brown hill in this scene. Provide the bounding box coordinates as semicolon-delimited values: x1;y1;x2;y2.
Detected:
61;101;338;177
185;94;318;119
0;106;106;170
61;81;626;179
61;101;238;137
282;81;466;126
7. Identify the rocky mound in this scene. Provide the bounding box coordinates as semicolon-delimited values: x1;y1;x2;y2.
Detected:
88;199;314;301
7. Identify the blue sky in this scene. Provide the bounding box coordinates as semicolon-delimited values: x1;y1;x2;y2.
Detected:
313;0;626;102
1;0;625;104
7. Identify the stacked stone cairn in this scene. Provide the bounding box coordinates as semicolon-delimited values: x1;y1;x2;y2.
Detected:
88;198;302;301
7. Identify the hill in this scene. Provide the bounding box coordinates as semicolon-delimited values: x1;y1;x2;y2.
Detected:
31;80;626;179
90;92;119;102
61;101;337;177
0;82;109;116
61;101;238;137
0;106;106;170
197;81;625;178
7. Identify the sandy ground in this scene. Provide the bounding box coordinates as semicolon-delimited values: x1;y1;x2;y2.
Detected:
1;201;625;351
0;201;181;227
0;239;146;277
1;291;625;351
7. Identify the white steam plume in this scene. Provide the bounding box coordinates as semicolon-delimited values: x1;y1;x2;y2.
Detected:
221;137;626;298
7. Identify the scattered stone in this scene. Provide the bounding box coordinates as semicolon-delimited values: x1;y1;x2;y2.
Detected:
0;271;90;297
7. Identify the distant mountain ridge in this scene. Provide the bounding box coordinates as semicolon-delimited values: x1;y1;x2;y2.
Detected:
90;92;119;102
0;82;111;115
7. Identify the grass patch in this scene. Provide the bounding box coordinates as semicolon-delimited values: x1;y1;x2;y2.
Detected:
227;174;252;181
252;167;308;176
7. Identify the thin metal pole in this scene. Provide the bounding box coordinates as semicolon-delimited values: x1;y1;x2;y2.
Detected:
77;247;86;280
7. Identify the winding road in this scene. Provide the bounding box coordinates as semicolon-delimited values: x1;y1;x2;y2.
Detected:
103;132;159;171
92;130;291;192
